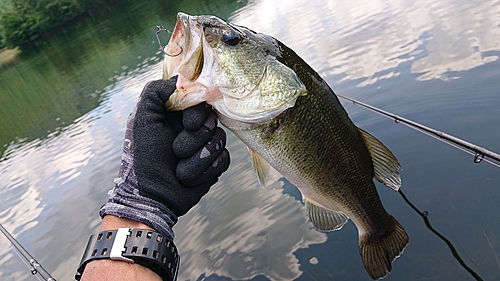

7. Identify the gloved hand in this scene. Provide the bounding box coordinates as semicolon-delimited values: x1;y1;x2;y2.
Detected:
100;76;230;239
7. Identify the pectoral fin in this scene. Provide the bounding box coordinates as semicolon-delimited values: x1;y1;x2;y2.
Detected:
358;128;401;191
258;60;307;110
249;148;270;188
304;197;349;231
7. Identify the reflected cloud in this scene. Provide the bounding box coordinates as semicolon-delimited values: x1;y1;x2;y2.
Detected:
0;63;162;280
410;0;500;81
0;182;42;233
231;0;500;84
174;133;327;281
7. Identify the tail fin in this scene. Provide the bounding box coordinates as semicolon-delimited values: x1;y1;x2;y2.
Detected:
359;216;409;280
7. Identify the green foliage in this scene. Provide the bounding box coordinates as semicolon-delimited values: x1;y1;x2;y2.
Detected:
0;0;9;48
0;0;11;11
0;0;109;47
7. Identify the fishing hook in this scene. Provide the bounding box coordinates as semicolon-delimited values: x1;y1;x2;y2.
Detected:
156;26;183;57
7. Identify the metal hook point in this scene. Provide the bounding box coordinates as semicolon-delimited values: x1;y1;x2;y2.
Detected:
166;43;183;57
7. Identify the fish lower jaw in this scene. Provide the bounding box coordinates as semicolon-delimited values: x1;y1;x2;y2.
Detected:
212;101;292;124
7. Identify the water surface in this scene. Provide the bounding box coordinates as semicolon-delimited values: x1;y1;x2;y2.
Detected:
0;0;499;280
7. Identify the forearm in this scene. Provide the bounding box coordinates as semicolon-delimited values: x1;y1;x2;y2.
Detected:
80;215;162;281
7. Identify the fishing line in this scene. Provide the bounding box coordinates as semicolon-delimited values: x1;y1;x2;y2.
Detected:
398;189;484;281
336;94;500;168
0;223;56;281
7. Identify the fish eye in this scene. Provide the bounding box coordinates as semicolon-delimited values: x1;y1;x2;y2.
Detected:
223;32;240;46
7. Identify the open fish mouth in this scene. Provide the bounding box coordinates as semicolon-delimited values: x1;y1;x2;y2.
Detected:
162;13;227;112
163;12;202;81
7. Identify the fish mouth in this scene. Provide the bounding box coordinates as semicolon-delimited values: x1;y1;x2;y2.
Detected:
163;12;201;80
164;12;210;111
164;14;186;59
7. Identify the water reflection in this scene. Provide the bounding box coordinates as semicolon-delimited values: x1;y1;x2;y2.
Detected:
0;1;176;157
0;0;499;280
175;134;327;280
0;53;163;274
232;0;500;85
398;189;483;280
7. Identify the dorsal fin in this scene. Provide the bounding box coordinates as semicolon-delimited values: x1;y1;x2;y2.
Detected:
358;128;401;191
304;197;349;231
249;148;270;188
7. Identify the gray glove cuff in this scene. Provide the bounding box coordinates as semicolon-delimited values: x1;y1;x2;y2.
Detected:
99;179;178;240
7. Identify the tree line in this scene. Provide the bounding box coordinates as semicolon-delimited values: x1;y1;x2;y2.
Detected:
0;0;113;48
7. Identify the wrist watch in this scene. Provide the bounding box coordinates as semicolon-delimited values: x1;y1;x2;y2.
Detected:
75;228;179;281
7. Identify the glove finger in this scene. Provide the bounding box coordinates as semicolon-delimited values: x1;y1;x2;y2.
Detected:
182;102;214;131
165;111;184;134
139;77;185;134
173;112;218;158
170;178;216;216
180;148;230;187
176;127;229;184
133;77;180;175
141;77;178;104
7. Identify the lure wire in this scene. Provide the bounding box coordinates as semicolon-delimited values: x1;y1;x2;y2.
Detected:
156;26;182;57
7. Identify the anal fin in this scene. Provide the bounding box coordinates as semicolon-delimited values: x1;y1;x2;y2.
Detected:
304;197;349;231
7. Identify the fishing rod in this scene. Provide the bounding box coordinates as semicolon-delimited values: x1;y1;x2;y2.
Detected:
0;223;56;281
337;94;500;168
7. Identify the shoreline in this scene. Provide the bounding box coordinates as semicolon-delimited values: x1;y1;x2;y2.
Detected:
1;0;118;50
0;47;20;67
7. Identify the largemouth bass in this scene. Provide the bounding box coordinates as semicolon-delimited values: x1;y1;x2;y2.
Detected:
163;12;409;280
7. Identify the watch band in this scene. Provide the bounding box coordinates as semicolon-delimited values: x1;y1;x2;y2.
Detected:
75;228;179;281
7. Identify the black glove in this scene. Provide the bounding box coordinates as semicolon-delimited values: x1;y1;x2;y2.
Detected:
100;77;230;239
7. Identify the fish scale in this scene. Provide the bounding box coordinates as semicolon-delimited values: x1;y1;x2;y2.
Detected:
241;68;384;228
283;64;396;230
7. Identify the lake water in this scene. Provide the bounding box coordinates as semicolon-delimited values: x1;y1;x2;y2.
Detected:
1;0;499;280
